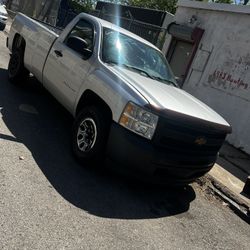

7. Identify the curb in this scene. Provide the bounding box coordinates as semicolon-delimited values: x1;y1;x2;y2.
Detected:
206;174;250;223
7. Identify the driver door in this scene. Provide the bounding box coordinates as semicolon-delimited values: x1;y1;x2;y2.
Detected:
43;19;95;113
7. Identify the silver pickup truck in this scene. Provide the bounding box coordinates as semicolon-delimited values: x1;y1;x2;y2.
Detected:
7;13;231;184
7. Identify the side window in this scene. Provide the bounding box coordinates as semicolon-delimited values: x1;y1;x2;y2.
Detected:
64;19;94;58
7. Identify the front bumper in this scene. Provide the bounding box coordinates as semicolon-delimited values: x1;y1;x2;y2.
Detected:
106;122;217;185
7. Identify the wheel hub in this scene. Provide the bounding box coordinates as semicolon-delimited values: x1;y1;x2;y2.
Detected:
77;118;97;152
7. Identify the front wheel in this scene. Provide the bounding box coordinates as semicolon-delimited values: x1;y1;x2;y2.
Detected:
72;106;110;166
8;49;29;84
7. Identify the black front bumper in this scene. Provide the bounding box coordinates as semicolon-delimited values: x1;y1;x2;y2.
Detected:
106;123;217;185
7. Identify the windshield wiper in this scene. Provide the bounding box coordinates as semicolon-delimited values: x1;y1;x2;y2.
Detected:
105;62;174;85
121;64;154;79
150;76;178;87
105;61;154;79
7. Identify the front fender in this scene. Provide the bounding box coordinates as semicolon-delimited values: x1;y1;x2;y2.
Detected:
74;68;148;122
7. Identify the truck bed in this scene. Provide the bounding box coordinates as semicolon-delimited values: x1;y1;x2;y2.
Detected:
8;13;62;83
33;18;63;36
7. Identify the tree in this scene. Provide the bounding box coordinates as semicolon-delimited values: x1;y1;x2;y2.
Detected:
126;0;178;13
210;0;233;3
66;0;248;17
195;0;233;3
68;0;94;13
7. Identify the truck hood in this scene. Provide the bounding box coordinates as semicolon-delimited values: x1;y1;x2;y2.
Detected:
110;65;230;127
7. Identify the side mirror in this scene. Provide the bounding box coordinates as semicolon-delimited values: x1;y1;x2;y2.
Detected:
66;36;92;60
175;76;183;86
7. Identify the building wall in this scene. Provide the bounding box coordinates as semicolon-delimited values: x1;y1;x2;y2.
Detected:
174;0;250;153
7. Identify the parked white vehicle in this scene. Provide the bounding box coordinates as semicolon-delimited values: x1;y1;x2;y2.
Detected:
0;3;7;31
7;12;231;184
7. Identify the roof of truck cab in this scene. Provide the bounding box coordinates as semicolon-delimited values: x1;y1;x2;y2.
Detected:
78;13;160;51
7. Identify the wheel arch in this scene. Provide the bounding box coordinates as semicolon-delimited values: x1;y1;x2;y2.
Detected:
12;33;26;53
75;90;113;122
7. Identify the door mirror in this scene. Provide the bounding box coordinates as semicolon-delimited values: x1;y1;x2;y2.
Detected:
66;36;92;60
175;76;182;87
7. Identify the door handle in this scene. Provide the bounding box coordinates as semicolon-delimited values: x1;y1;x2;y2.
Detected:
54;50;63;57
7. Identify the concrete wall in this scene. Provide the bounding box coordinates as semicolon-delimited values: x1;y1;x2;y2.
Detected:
172;0;250;154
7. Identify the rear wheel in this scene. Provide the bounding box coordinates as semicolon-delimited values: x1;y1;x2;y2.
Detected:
8;49;29;84
72;106;110;166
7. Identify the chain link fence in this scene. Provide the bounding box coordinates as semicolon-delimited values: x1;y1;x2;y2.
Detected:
6;0;61;25
56;8;77;28
91;10;167;49
5;1;167;49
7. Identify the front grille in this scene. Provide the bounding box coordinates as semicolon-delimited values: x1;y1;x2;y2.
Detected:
153;115;227;160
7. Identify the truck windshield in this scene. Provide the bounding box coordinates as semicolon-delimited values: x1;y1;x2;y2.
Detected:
102;28;177;87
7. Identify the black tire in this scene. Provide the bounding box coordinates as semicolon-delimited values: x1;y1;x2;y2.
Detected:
0;23;6;31
8;49;29;84
72;106;110;166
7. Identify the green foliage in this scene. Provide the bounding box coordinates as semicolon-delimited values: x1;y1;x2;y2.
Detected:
211;0;233;3
69;0;94;13
124;0;233;14
193;0;233;3
127;0;178;13
67;0;244;16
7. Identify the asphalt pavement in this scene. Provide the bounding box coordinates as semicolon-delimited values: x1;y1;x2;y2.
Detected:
0;28;249;250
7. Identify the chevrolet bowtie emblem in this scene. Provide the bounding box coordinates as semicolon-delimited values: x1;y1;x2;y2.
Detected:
195;137;207;145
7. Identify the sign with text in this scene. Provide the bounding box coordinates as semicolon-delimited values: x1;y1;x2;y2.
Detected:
205;43;250;101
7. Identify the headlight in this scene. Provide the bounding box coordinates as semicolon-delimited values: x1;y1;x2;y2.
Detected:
119;102;158;140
